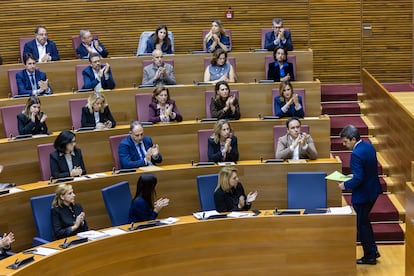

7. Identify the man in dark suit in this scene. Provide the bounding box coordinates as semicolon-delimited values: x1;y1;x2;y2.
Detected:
118;121;162;169
16;53;53;96
338;125;382;265
76;29;108;59
264;18;293;51
82;53;115;91
23;26;60;62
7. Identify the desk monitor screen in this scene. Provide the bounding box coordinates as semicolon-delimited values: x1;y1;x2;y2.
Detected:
14;134;33;140
258;80;274;84
263;116;280;120
265;159;284;163
77;88;93;93
76;127;95;132
200;118;218;122
196;162;215;166
138;84;155;89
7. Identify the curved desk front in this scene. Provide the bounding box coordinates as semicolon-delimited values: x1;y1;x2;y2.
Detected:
0;159;343;251
0;212;356;275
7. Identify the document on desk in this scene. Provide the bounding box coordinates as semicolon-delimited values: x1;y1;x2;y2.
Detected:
30;247;60;256
227;212;254;218
101;228;127;236
325;171;352;182
159;217;180;224
193;210;220;220
139;166;164;172
77;230;109;240
8;187;23;193
328;205;353;215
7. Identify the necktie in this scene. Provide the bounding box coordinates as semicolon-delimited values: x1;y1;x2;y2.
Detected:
30;74;36;89
137;143;146;160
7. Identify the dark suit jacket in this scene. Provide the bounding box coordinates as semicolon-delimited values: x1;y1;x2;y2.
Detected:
274;95;304;118
264;30;293;51
16;69;53;96
207;136;239;162
17;113;48;135
145;38;172;54
148;100;183;123
81;106;116;128
214;182;250;212
344;141;382;204
205;35;231;53
23;39;60;61
76;41;108;59
51;203;88;239
267;61;295;82
50;148;86;179
118;135;162;169
210;97;241;120
82;65;115;90
128;197;157;223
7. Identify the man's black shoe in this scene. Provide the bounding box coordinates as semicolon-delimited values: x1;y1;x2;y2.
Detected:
376;252;381;258
356;257;376;265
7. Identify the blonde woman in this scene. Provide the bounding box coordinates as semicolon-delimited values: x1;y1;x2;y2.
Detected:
208;119;239;163
51;183;88;239
81;92;116;129
204;19;231;53
214;166;257;212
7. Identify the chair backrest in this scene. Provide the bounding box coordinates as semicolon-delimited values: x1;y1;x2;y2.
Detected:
196;173;219;211
261;28;290;49
101;181;132;226
141;59;174;69
30;193;55;243
136;31;175;56
205;90;239;118
72;34;98;58
19;37;33;63
0;104;25;137
265;55;296;80
197;129;214;162
287;172;327;209
75;64;90;90
109;134;128;170
135;93;153;122
273;125;309;158
37;143;55;181
7;69;22;98
202;29;232;52
271;88;306;116
69;98;88;130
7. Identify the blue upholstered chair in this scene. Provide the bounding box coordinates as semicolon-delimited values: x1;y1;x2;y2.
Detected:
101;181;132;226
287;172;327;210
196;174;218;211
30;193;55;246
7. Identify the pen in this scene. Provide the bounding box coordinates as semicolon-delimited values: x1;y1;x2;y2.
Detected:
202;212;205;220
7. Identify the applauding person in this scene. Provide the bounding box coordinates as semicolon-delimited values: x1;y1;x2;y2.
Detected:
82;53;115;91
204;20;231;53
274;81;304;118
149;87;183;123
214;166;257;212
208;119;239;163
267;46;295;82
204;49;235;84
17;96;48;135
145;24;173;54
76;30;108;59
81;93;116;129
210;81;240;120
142;49;176;86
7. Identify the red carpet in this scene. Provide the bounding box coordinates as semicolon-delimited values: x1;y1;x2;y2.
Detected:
332;152;383;176
372;223;405;242
330;137;371;151
343;194;399;222
330;116;368;136
322;102;361;115
382;83;414;92
321;84;361;101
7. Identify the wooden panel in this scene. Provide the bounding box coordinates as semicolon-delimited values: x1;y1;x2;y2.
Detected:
0;116;331;185
362;68;414;204
0;212;355;275
0;51;313;97
406;180;414;275
0;159;343;252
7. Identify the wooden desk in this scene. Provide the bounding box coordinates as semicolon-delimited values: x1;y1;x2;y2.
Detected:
406;169;414;275
0;212;355;275
0;159;343;251
0;50;313;98
0;117;331;185
0;81;322;137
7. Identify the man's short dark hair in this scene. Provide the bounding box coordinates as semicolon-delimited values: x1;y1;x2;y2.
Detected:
34;26;47;34
88;53;100;63
339;125;361;141
130;121;143;131
23;53;36;65
286;117;301;128
272;18;283;25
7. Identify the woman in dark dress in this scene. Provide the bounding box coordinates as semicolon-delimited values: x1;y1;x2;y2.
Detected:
210;81;240;120
17;95;48;135
81;92;116;129
208;119;239;163
267;46;295;82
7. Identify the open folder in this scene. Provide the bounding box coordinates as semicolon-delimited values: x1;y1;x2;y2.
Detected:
325;171;352;182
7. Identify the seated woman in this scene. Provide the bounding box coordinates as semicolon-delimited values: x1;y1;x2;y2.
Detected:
267;46;295;82
204;19;231;53
0;232;15;260
81;92;116;129
51;184;88;239
145;24;173;54
17;96;48;135
129;174;170;223
50;130;86;179
203;49;235;84
214;166;258;212
149;86;183;123
210;81;240;120
208;119;239;163
274;81;304;118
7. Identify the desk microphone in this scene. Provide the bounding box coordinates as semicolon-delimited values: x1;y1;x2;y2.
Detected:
112;167;116;175
48;176;54;185
128;222;135;231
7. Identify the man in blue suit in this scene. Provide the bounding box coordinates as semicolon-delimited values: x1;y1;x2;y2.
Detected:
118;121;162;169
82;53;115;91
264;18;293;51
76;30;108;60
16;53;53;96
338;125;382;265
23;26;60;62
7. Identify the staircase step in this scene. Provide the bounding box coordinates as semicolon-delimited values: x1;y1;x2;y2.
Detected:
330;116;368;136
321;84;361;102
322;102;361;115
330;137;372;151
372;223;405;243
332;152;383;175
388;193;406;222
382;82;414;92
343;194;399;222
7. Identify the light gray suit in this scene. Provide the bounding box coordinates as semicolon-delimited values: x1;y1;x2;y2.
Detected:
276;133;318;160
142;63;176;86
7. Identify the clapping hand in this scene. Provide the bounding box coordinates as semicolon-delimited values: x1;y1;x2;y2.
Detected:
154;197;170;213
70;166;83;177
246;191;258;204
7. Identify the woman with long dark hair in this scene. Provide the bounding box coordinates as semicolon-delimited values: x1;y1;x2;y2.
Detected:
17;95;48;135
146;24;173;54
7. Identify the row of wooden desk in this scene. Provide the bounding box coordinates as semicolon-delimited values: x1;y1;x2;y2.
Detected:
0;117;331;184
0;159;343;251
0;210;356;275
0;50;314;98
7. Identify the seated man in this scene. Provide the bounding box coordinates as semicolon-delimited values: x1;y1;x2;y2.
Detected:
118;121;162;169
264;18;293;51
142;49;176;86
276;117;317;160
23;25;60;62
16;53;53;96
82;53;115;91
76;30;108;59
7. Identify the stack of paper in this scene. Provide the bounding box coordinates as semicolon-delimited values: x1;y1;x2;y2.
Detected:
325;171;352;182
101;228;127;236
227;212;254;218
193;210;220;220
328;205;353;215
77;230;109;240
159;217;180;224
